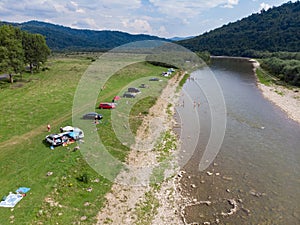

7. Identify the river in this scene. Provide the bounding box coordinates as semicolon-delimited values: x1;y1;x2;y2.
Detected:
175;57;300;225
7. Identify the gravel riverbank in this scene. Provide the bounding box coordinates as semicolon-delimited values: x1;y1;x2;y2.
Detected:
252;59;300;124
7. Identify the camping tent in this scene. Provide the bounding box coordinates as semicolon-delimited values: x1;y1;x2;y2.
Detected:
113;96;120;101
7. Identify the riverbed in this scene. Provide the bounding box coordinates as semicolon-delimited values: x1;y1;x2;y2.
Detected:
176;57;300;224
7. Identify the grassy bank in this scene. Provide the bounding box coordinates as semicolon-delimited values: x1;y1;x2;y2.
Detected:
255;67;273;86
255;61;300;94
0;54;170;224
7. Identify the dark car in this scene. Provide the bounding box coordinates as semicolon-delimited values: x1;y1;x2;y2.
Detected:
82;112;103;120
128;87;141;93
123;92;136;98
149;77;159;81
99;103;116;109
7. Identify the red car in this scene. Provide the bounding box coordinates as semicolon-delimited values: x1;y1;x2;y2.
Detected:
99;102;116;109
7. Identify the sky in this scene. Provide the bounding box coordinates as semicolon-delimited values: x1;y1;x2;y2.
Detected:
0;0;297;38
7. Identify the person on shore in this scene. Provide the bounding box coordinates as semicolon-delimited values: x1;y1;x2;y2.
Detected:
94;115;99;124
47;124;51;132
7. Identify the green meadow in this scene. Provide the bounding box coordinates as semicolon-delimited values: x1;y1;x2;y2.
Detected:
0;53;170;224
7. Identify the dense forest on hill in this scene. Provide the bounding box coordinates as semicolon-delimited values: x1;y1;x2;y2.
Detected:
0;21;167;52
178;1;300;87
178;1;300;56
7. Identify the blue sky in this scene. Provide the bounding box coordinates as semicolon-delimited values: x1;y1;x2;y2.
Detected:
0;0;297;38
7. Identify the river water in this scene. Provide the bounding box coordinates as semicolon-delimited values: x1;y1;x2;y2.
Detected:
175;57;300;225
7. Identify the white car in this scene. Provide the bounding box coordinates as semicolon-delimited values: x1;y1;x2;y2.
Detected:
45;133;64;146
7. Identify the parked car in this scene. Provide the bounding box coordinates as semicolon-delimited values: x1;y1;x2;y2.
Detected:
139;83;148;88
149;77;159;81
99;102;116;109
45;133;64;147
123;92;136;98
82;112;103;120
128;87;141;93
162;72;171;77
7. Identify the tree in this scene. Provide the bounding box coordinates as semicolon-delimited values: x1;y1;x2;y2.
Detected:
22;32;51;73
0;25;24;83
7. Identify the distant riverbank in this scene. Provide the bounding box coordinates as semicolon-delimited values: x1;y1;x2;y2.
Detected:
251;59;300;124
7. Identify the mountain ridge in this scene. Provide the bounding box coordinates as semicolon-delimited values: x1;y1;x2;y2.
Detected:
178;1;300;56
0;20;168;51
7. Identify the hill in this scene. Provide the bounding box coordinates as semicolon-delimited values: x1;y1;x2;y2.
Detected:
178;1;300;56
169;36;195;41
0;20;167;51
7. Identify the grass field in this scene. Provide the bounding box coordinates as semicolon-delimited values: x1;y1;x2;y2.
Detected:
0;53;171;224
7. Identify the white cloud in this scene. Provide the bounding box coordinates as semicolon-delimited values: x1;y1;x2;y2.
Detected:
92;0;141;10
72;18;98;29
149;0;240;17
64;1;85;13
152;25;169;37
259;2;271;11
223;0;239;8
122;19;153;34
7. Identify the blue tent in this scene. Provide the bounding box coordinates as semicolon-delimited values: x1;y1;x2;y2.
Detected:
67;132;76;138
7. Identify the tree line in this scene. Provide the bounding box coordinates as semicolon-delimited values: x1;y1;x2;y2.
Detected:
0;25;50;83
256;51;300;86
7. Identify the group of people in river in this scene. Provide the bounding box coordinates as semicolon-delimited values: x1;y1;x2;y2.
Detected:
179;95;200;109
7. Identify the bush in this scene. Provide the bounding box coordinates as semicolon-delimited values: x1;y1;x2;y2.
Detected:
77;173;89;184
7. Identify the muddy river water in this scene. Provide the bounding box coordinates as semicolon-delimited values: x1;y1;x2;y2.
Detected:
175;57;300;224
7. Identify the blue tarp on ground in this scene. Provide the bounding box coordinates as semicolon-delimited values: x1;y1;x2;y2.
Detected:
16;187;31;194
0;187;30;208
0;193;23;208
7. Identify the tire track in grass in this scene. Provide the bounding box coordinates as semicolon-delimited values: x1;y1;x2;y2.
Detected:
0;99;95;151
0;112;72;150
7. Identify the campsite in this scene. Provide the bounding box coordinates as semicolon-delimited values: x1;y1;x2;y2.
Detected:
0;53;175;224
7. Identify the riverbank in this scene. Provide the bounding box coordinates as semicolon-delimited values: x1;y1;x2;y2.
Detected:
96;72;185;225
251;59;300;124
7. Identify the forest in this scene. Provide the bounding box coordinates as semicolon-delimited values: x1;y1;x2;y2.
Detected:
256;51;300;86
0;20;166;52
178;1;300;56
0;25;50;83
178;1;300;87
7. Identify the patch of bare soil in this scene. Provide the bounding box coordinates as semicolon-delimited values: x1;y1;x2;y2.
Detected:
96;72;185;225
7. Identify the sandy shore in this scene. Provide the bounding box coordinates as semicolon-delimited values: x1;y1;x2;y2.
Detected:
251;59;300;124
96;72;185;225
